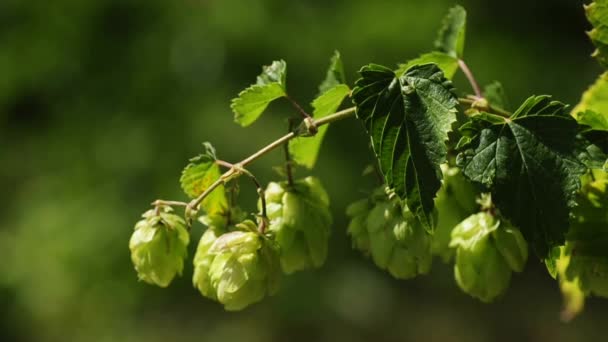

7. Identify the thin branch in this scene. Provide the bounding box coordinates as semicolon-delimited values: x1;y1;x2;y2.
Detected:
151;200;189;207
286;95;311;119
216;160;234;169
283;119;296;186
186;107;356;212
239;169;268;234
458;59;482;98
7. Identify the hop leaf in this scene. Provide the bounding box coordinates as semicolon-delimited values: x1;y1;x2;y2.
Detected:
352;63;458;230
129;207;190;287
180;142;228;215
585;0;608;68
434;5;467;58
457;96;587;256
346;187;433;279
564;170;608;291
231;60;287;127
450;212;528;302
483;81;510;111
573;72;608;118
262;177;332;274
318;50;347;95
395;52;459;79
290;52;350;169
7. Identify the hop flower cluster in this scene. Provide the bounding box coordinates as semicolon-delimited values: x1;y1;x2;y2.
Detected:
129;207;190;287
346;188;433;279
192;220;281;311
262;177;333;274
432;165;479;262
450;212;528;302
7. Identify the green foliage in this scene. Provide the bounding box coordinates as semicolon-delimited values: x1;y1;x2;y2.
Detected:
483;81;510;111
346;188;433;280
124;1;608;319
586;0;608;68
450;212;528;302
318;50;347;94
395;52;458;79
231;60;287;127
290;53;350;168
578;109;608;130
572;72;608;116
180;143;228;215
352;63;458;230
457;96;587;255
435;5;467;58
577;110;608;170
192;220;281;311
263;177;332;274
548;170;608;319
564;170;608;296
289;86;350;168
129;207;190;287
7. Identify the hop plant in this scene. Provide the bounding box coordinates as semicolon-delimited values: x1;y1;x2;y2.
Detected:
128;2;608;317
129;207;190;287
347;188;433;279
262;176;332;274
450;212;528;302
192;219;280;311
432;164;479;262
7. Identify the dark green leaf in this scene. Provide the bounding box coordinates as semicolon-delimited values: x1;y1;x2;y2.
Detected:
318;51;346;95
456;96;587;256
395;52;459;79
180;143;228;215
586;0;608;68
352;63;458;230
290;84;350;168
231;60;287;127
435;5;467;58
483;81;510;111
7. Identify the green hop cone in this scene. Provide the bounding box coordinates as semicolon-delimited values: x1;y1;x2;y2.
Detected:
192;219;280;311
129;207;190;287
432;164;479;262
262;176;332;274
450;212;528;302
493;222;528;272
346;198;372;252
347;188;432;279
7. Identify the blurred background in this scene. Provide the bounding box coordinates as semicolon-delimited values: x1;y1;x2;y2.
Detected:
1;0;606;341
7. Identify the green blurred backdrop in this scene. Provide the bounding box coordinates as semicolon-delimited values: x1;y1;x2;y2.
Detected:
1;0;606;341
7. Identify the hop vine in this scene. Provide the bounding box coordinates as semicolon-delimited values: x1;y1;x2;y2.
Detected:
128;2;608;319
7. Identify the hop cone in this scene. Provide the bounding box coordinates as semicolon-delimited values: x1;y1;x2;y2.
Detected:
432;164;479;262
192;219;280;311
262;177;332;274
129;207;190;287
347;188;433;279
450;212;528;302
